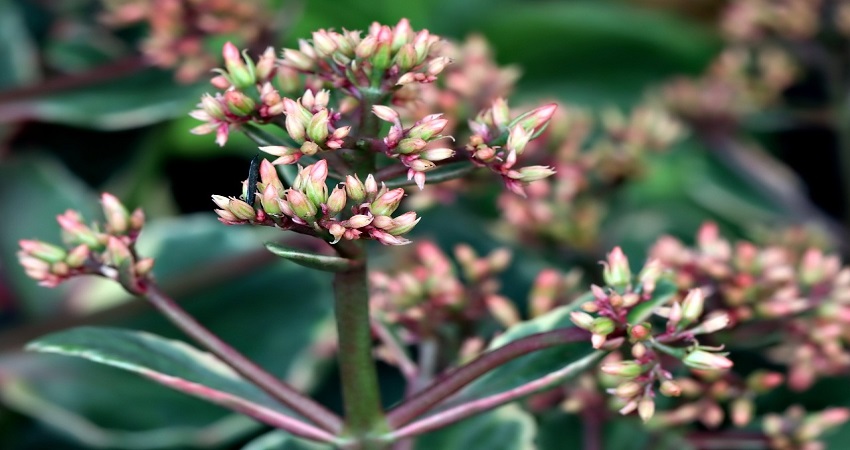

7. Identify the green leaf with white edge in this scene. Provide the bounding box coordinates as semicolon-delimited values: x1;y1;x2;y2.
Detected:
26;327;298;418
265;242;356;272
413;405;536;450
241;430;332;450
456;279;677;401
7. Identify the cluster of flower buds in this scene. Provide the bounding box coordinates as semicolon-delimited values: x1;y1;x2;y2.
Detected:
650;370;784;429
373;105;455;189
721;0;832;42
497;102;683;251
212;159;420;246
763;405;850;450
660;47;796;126
17;193;152;293
258;90;351;165
190;42;281;146
466;99;558;196
568;247;733;423
370;241;514;342
649;222;850;391
100;0;270;82
281;19;450;94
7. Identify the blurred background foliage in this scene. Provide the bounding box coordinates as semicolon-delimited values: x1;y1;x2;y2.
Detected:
1;0;847;448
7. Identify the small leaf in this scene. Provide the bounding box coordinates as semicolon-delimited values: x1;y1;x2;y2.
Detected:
413;405;536;450
265;243;357;272
27;327;297;419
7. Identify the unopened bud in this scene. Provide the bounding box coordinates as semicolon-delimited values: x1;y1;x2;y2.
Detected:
345;175;366;202
229;198;256;220
65;244;90;268
19;240;67;263
223;42;255;89
638;397;655;423
307;109;330;144
615;381;642;398
287;189;317;220
101;193;130;234
515;165;556;183
387;211;420;235
681;288;704;325
408;115;448;141
600;360;643;379
660;380;682;397
570;311;594;330
603;247;631;287
398;137;428;154
683;349;733;371
373;105;400;124
224;90;255;116
370;188;404;216
327;186;347;216
135;257;155;276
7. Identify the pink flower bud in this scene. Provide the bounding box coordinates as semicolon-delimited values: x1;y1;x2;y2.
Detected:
355;35;378;58
387;211;420;235
515;165;556;183
200;93;226;119
371;229;411;246
638;397;655;423
373;105;400;124
135;257;155;276
600;360;643;378
602;246;631;287
394;43;418;71
370;188;405;216
19;240;67;263
65;244;90;268
660;380;681;397
515;103;557;135
326;186;347;216
345;175;367;202
312;30;338;57
408;115;448;141
210;75;231;90
222;42;255;89
681;288;704;325
507;124;531;154
105;236;132;268
255;47;277;81
346;214;373;228
364;174;378;197
286;190;317;220
427;56;451;76
486;295;521;327
407;158;436;172
570;311;594;330
282;48;315;71
419;147;454;161
261;184;282;214
224;90;256;116
101;193;130;234
285;114;307;144
683;349;733;371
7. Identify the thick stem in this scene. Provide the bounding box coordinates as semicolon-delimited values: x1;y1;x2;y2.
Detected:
139;281;343;433
386;327;590;428
333;254;388;441
383;351;603;441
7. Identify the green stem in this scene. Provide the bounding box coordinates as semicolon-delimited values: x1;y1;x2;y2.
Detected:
333;243;388;445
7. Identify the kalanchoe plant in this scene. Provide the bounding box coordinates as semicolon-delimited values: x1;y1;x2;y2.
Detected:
16;14;850;450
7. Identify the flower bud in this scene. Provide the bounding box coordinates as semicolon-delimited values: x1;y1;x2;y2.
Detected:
603;247;631;287
387;211;420;235
101;193;130;234
312;30;338;57
255;47;277;81
419;147;455;161
408;115;448;141
566;311;592;330
282;48;314;71
261;184;282;215
327;186;347;216
373;105;400;124
398;137;428;154
135;257;155;277
514;103;557;135
19;240;67;263
355;35;378;58
600;360;643;379
345;175;366;202
407;159;436;172
347;214;373;228
229;198;256;220
507;124;531;154
590;317;615;336
65;244;90;268
638;397;655;423
683;349;733;372
681;288;704;325
615;381;642;398
365;174;378;197
105;236;132;268
515;165;556;183
285;111;307;143
223;42;255;89
660;380;682;397
286;189;317;220
224;90;256;116
307;109;330;144
370;188;404;216
394;43;418;71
